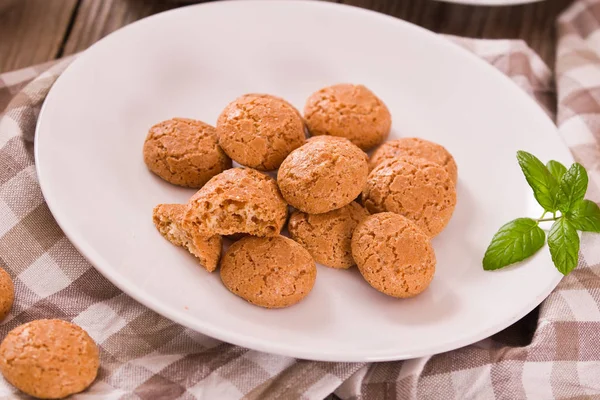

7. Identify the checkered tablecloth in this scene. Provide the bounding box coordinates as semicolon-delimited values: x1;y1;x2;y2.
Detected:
2;1;600;399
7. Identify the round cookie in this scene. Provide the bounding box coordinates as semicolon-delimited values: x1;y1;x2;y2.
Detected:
277;137;368;214
352;213;436;298
289;202;369;268
369;138;458;184
217;94;305;170
183;168;288;237
362;156;456;237
303;84;391;150
0;319;99;399
0;267;14;321
143;118;232;188
305;135;350;145
246;93;303;119
220;236;316;308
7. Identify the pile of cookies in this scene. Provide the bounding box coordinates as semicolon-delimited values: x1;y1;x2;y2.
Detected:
146;84;457;308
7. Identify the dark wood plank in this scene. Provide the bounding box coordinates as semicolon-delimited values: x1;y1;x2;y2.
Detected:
0;0;79;73
0;0;577;73
61;0;181;56
342;0;573;66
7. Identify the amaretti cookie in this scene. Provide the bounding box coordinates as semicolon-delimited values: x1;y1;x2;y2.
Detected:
369;138;458;183
220;236;316;308
277;137;368;214
217;94;305;170
0;319;99;399
183;168;288;237
303;84;391;150
246;93;303;119
289;201;369;268
362;156;456;237
0;267;14;321
352;213;436;298
143;118;232;188
153;204;222;272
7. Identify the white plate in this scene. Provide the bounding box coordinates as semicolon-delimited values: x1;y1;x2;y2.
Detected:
36;1;570;362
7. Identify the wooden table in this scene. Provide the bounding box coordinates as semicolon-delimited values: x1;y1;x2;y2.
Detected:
0;0;573;74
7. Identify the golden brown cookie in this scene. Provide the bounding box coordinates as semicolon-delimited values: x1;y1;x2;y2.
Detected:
153;204;222;272
0;267;14;321
225;233;248;241
246;93;303;119
305;135;349;144
143;118;232;188
277;137;368;214
183;168;288;237
303;84;391;150
216;94;305;170
0;319;99;399
352;213;436;298
220;236;316;308
362;156;456;237
369;138;458;184
289;202;369;268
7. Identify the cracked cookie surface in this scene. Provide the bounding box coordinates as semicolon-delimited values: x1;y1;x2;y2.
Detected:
183;168;288;237
0;319;99;399
220;236;316;308
362;156;456;237
352;213;435;298
143;118;232;188
217;94;305;170
0;267;13;321
369;138;458;184
277;137;368;214
303;84;391;150
289;201;369;268
153;204;222;272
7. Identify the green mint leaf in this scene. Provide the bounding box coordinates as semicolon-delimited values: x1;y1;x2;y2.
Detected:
483;218;546;271
517;151;559;212
558;163;588;213
546;160;568;181
557;163;588;213
567;199;600;232
548;218;580;275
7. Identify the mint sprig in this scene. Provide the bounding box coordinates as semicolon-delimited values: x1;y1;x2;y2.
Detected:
483;218;545;271
546;160;567;181
483;151;600;275
548;218;580;275
557;163;588;213
517;151;560;212
569;200;600;232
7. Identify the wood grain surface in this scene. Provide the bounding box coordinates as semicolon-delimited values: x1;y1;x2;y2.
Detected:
0;0;574;73
0;0;78;72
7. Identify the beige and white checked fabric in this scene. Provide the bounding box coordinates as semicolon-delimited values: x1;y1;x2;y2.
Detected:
2;1;600;398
